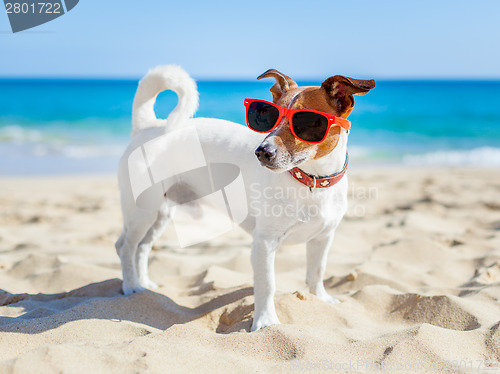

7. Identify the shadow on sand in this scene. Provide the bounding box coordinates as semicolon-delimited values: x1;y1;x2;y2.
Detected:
0;279;254;334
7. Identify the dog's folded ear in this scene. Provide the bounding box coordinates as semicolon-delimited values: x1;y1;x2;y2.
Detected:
322;75;375;116
257;69;298;103
322;75;376;97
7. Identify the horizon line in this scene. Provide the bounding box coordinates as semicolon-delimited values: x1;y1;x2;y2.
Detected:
1;76;500;82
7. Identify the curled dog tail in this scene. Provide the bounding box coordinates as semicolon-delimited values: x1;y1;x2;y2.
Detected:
131;65;199;136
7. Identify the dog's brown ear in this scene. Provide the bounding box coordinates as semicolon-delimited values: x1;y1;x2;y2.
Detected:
321;75;375;116
257;69;298;103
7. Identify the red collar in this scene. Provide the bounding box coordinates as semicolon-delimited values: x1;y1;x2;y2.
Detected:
288;153;348;189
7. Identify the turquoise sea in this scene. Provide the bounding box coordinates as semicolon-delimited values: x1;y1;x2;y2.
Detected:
1;79;500;175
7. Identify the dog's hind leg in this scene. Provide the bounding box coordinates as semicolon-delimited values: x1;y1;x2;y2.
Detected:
118;209;158;295
115;230;126;256
135;206;173;289
306;233;340;304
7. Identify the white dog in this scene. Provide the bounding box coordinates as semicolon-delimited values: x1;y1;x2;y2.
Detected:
116;65;375;331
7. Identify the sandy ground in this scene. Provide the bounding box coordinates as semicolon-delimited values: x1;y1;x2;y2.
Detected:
0;168;499;373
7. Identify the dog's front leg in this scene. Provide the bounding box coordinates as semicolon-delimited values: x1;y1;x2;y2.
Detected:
306;233;340;304
251;234;281;331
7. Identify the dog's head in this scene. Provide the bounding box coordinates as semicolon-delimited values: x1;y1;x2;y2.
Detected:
254;69;375;171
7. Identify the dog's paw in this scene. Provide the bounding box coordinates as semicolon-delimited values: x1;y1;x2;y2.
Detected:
315;289;340;304
122;282;146;295
319;294;340;304
251;314;281;332
139;278;158;290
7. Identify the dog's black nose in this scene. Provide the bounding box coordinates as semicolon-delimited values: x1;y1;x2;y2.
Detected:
255;145;276;162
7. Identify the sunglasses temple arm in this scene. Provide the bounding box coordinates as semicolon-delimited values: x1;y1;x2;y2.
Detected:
334;118;351;131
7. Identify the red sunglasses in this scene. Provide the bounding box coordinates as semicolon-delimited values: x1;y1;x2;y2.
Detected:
244;98;351;144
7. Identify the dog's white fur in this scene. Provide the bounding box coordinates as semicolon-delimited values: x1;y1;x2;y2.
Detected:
116;65;348;331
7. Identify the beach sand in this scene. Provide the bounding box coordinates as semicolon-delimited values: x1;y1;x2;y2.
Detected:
0;168;499;373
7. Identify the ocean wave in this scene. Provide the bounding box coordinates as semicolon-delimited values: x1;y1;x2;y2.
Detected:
345;145;372;158
2;126;500;168
61;144;125;159
0;125;126;159
403;147;500;167
0;125;47;143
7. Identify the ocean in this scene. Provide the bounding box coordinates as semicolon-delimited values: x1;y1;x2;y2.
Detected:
1;79;500;175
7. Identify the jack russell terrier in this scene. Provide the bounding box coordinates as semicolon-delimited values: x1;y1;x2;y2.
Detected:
116;65;375;331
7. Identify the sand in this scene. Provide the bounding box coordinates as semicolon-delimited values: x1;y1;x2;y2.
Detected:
0;168;499;373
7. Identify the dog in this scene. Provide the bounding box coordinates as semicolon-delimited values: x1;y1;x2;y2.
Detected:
116;65;375;331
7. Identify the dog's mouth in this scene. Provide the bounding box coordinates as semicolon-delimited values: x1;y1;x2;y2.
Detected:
255;139;314;172
261;164;284;172
259;155;309;173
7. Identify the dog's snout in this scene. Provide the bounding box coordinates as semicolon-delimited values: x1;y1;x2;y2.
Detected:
255;145;276;163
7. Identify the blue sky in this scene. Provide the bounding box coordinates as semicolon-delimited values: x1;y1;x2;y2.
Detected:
1;0;499;79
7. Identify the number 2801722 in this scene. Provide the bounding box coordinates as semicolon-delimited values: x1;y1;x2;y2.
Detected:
5;2;62;14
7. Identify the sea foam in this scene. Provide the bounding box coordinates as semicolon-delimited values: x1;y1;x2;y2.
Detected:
403;147;500;167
